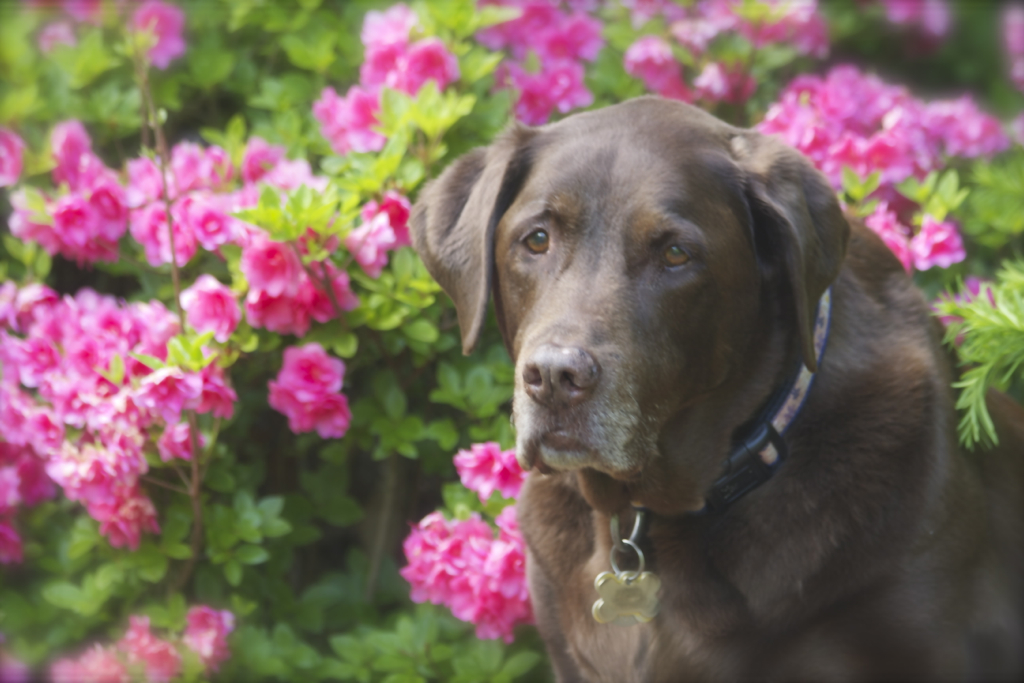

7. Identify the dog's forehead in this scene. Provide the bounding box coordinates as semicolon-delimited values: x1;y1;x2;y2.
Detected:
515;112;748;240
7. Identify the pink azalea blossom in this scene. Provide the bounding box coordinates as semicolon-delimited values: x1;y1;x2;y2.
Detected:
476;1;562;59
135;367;203;423
38;21;77;53
182;606;235;671
0;650;30;683
669;17;723;55
361;191;412;248
864;201;913;272
268;343;352;438
125;156;165;208
909;214;965;271
506;60;594;125
182;194;238;250
63;0;103;24
200;145;233;187
117;616;181;683
361;3;418;49
401;510;532;642
170;141;205;193
241;232;303;297
9;189;62;256
131;0;186;70
196;364;237;420
536;13;604;63
130;202;197;267
624;36;681;94
51;120;95;191
0;519;23;564
346;212;396;278
156;421;205;461
694;62;756;104
50;645;129;683
881;0;951;38
306;263;360;323
389;38;461;95
245;289;313;337
0;466;21;515
360;41;407;89
181;274;240;343
240;137;285;185
87;177;129;240
0;128;25;187
454;442;527;502
1011;113;1024;147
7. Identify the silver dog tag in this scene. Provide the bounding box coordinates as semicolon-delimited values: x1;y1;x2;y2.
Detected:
592;570;661;626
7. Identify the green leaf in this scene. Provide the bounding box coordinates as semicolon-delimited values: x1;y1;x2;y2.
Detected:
236;544;270;565
402;318;439;343
224;559;243;586
128;352;166;371
499;652;540;679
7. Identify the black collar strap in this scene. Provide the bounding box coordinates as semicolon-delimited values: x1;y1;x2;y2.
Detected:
638;287;834;518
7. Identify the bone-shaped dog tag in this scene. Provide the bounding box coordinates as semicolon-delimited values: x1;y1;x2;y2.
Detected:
592;570;661;626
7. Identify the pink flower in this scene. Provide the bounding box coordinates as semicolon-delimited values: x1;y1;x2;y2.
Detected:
51;120;94;191
924;96;1010;158
1012;113;1024;147
476;1;561;59
537;13;604;62
52;192;99;246
200;145;234;187
16;449;56;505
130;202;197;267
241;137;285;185
181;274;240;343
170;141;205;193
361;3;418;49
268;343;352;438
360;42;407;89
694;62;756;104
135;367;203;423
400;510;532;642
117;616;181;683
131;0;186;70
93;487;160;550
0;519;23;564
624;36;680;94
87;177;129;241
306;263;360;323
864;201;913;272
346;212;396;278
156;421;205;461
389;38;461;95
361;191;412;248
507;60;593;125
454;442;527;502
0;650;30;683
196;364;237;420
0;128;25;187
244;289;312;337
0;466;20;515
63;0;103;24
50;645;129;683
272;343;345;397
125;156;165;208
910;215;965;271
9;190;61;256
183;606;235;672
183;194;238;250
669;18;722;55
882;0;951;38
313;86;387;156
39;21;77;53
241;232;303;297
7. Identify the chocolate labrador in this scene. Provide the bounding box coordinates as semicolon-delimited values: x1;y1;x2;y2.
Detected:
410;97;1024;682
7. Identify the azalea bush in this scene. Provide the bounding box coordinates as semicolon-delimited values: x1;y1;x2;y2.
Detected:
0;0;1021;681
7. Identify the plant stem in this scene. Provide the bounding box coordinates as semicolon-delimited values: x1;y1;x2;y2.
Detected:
364;453;400;602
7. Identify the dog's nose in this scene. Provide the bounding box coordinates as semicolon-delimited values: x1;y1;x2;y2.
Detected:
523;344;600;408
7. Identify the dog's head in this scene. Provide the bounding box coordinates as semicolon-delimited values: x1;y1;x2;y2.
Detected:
411;98;848;514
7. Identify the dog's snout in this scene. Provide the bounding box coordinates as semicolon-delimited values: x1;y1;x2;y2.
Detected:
523;344;601;408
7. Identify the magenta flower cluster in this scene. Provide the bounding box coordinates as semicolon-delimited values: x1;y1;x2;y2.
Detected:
1005;5;1024;94
10;122;128;264
402;442;532;642
268;343;352;439
478;0;603;124
401;506;532;643
759;65;1009;192
623;0;828;105
313;4;459;156
50;607;233;683
0;281;236;553
879;0;951;39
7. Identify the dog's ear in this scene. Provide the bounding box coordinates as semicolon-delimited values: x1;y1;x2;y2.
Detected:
410;125;536;355
731;132;849;372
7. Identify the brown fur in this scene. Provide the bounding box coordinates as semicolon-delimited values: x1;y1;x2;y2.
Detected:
411;98;1024;682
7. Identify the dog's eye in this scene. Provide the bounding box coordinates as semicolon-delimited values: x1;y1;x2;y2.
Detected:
525;229;550;254
663;245;690;267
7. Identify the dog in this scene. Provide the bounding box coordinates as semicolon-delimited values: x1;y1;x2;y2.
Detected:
410;97;1024;682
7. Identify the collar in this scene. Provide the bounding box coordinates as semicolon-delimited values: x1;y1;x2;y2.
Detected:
656;287;834;517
